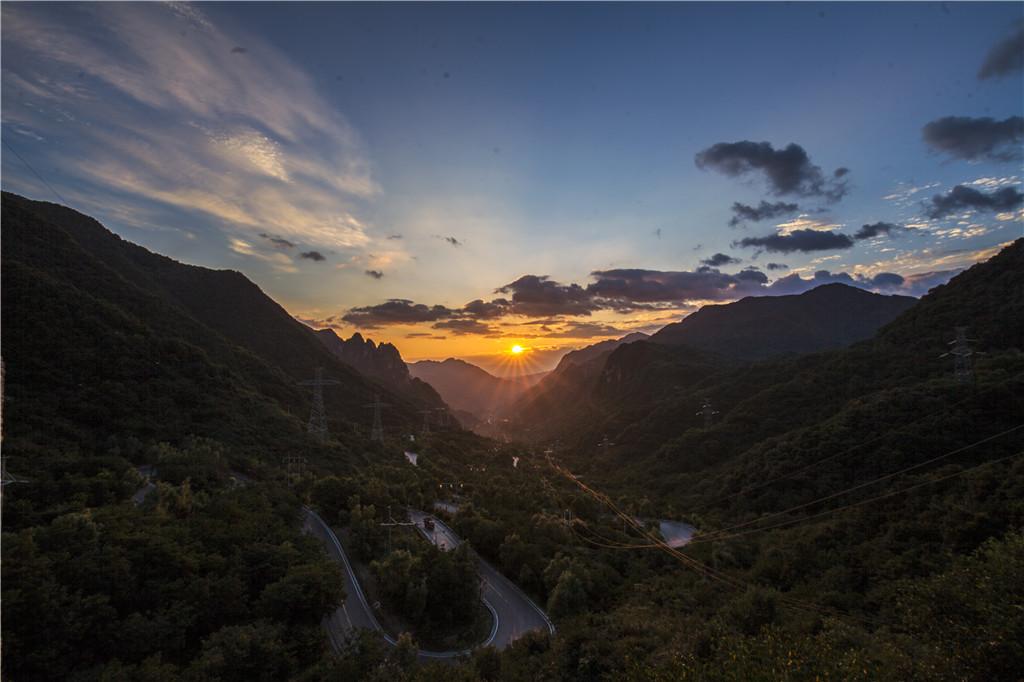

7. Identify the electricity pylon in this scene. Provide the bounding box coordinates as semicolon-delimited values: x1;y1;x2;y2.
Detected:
298;368;340;442
433;407;450;427
418;409;433;435
696;397;719;429
283;455;308;477
941;327;978;384
365;393;388;442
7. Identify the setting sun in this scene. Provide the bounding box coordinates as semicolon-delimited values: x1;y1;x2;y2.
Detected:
510;345;524;355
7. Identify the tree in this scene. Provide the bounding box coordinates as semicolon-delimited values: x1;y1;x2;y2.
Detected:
547;569;587;619
258;562;345;623
390;632;418;671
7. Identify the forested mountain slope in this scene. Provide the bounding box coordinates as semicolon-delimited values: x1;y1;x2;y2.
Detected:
0;192;439;461
508;284;916;444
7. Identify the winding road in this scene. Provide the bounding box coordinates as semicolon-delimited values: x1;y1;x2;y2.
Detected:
303;506;553;661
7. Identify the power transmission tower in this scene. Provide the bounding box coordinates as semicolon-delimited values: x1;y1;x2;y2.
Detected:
941;327;978;384
365;393;389;442
433;407;450;428
696;397;719;429
2;457;30;535
379;506;415;553
298;368;340;442
418;409;433;435
283;455;307;477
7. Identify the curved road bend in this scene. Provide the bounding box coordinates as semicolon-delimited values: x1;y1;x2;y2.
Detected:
407;510;555;645
303;507;552;661
304;507;506;661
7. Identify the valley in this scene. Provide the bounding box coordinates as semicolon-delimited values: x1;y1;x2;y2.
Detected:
2;193;1022;681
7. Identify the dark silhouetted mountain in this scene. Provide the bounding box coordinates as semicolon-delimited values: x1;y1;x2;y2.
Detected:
315;329;442;405
0;192;442;457
317;330;408;384
548;240;1023;495
552;332;649;373
408;358;543;422
650;284;916;360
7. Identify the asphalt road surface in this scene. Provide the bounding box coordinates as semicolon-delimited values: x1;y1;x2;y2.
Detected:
304;506;553;661
407;509;555;648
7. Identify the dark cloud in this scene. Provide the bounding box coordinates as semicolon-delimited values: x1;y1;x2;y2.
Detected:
854;222;901;240
834;167;850;178
342;299;454;328
387;234;403;240
338;259;954;335
766;262;789;271
729;200;799;226
902;269;962;296
736;268;769;285
587;268;764;303
922;116;1024;162
230;46;247;54
869;272;905;290
695;140;848;201
541;322;628;339
405;332;447;339
443;236;462;247
496;275;599;316
462;298;511;319
258;233;295;249
365;269;383;279
765;269;909;296
978;24;1024;79
299;251;326;261
432;319;496;336
733;228;855;253
701;252;742;267
925;185;1024;219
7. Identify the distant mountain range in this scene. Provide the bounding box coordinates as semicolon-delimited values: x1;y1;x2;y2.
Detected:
407;358;545;421
0;192;444;458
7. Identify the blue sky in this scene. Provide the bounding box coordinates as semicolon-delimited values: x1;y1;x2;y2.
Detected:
3;2;1022;370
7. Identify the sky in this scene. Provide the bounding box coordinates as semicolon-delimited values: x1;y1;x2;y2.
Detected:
3;2;1022;374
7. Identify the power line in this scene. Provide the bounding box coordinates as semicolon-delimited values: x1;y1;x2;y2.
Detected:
2;133;68;205
689;448;1023;544
698;375;1018;508
691;423;1023;544
547;454;877;626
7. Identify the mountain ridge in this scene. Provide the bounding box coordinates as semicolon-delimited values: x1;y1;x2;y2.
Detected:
650;282;917;360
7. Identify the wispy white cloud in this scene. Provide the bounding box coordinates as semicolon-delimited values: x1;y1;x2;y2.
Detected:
1;3;381;254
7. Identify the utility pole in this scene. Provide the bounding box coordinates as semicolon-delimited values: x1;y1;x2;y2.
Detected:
696;397;719;429
379;505;415;553
941;327;978;384
298;368;340;442
365;394;389;443
418;409;432;435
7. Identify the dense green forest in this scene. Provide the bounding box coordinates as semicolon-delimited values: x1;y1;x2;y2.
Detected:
2;193;1022;680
